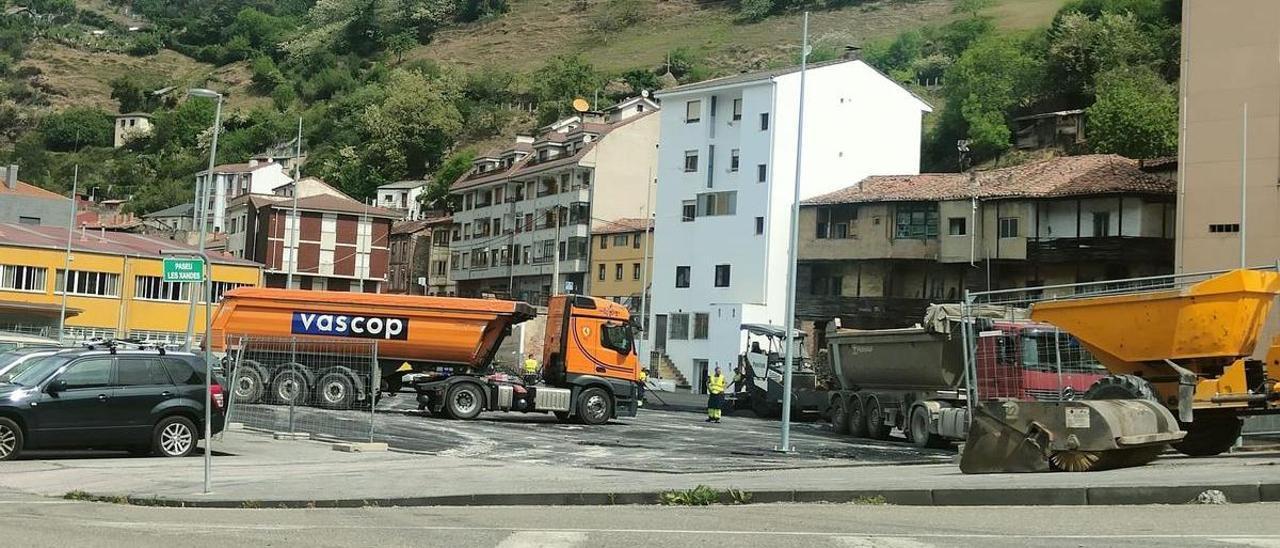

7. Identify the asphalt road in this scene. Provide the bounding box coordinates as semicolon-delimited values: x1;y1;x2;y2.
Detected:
229;394;952;473
0;494;1276;548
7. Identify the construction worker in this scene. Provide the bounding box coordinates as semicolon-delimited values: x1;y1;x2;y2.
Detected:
637;369;648;407
706;365;726;423
523;353;539;385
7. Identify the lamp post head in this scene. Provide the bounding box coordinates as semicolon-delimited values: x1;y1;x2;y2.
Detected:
188;88;222;99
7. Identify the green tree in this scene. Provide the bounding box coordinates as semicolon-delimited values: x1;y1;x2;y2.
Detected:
421;148;474;210
110;74;165;113
1047;11;1160;96
940;34;1044;160
1086;66;1177;159
737;0;773;22
151;98;216;151
127;33;163;56
361;69;464;180
531;55;601;125
38;107;114;151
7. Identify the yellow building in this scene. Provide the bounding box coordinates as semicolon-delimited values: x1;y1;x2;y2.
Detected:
587;218;653;311
0;223;261;343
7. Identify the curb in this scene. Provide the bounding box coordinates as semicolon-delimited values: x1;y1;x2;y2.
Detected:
65;482;1280;509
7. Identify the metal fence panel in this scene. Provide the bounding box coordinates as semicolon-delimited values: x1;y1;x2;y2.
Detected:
223;336;378;443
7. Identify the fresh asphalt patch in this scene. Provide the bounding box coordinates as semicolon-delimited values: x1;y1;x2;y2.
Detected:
232;393;952;473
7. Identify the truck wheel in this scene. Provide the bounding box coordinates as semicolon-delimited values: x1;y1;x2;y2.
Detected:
830;397;850;435
909;406;949;449
231;365;265;404
1084;375;1158;401
316;372;356;409
1173;416;1243;457
0;417;23;461
576;387;611;425
865;396;890;440
444;383;484;420
847;394;868;438
270;368;310;406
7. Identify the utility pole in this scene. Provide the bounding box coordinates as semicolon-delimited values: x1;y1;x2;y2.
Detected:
186;89;222;351
286;116;302;289
637;168;655;371
778;11;809;453
57;166;78;344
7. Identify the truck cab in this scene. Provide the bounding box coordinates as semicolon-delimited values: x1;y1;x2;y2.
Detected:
542;295;643;421
976;320;1108;401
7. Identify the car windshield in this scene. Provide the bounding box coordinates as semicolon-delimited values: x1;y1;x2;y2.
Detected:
7;355;72;387
1021;333;1107;373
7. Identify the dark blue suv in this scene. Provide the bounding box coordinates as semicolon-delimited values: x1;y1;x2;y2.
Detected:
0;344;226;460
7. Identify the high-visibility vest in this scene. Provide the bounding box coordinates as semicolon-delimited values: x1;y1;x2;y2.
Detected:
708;374;726;395
524;358;538;373
639;370;648;382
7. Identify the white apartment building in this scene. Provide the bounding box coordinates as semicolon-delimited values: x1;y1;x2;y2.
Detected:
449;96;660;304
648;55;931;390
194;161;293;232
376;180;430;220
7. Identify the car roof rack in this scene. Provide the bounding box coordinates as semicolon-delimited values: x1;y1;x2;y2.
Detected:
80;338;181;355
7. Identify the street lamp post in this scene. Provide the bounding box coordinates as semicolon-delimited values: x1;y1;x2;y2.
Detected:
186;88;222;351
778;12;810;453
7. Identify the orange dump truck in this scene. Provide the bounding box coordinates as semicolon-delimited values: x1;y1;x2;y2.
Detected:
209;289;642;424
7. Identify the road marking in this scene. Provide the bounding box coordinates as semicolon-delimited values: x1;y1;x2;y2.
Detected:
1215;540;1280;548
0;501;79;505
495;531;586;548
836;536;935;548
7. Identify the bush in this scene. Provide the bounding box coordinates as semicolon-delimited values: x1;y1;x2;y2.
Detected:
127;33;162;56
39;107;114;151
737;0;774;22
590;0;647;33
271;83;298;110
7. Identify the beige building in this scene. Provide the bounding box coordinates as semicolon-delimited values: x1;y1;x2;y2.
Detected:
1176;1;1280;272
388;215;455;295
448;96;660;303
798;155;1175;330
586;218;653;313
113;113;153;148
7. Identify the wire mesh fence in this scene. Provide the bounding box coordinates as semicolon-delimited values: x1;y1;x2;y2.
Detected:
221;336;379;443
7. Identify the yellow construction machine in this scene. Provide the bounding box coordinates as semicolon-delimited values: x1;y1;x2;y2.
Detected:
1029;268;1280;457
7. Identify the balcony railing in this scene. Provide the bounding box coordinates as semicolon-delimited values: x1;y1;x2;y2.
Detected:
795;295;932;329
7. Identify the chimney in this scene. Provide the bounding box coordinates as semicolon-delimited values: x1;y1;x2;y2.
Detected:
843;45;863;61
3;164;16;190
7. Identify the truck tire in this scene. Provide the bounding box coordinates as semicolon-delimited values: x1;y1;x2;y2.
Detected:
444;383;484;420
865;396;890;440
1084;375;1158;401
231;362;265;404
270;367;310;406
830;397;850;435
576;387;611;425
847;394;868;438
909;405;949;449
0;417;23;461
1173;416;1243;457
316;372;356;409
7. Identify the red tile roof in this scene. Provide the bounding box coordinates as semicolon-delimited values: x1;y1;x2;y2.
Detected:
803;155;1173;206
0;180;67;201
592;217;652;235
258;194;403;218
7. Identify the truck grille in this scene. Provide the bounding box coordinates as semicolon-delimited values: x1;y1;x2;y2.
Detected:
1024;388;1079;402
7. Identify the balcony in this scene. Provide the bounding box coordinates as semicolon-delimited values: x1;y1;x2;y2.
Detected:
796;295;932;329
1026;237;1173;264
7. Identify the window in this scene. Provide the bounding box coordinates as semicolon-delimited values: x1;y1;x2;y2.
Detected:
684;150;699;172
134;275;189;302
698;191;737;216
757;164;767;183
948;217;967;236
632;263;641;280
566;236;589;260
58;358;112;390
56;270;120;297
816;219;828;239
894;203;939;240
682;201;696;222
693;313;709;339
598;263;606;281
1092;212;1110;237
600;322;633;355
116;358;172;386
613;234;629;247
0;265;47;292
999;217;1020;238
760;112;770;130
732;98;742;121
1210;223;1241;233
633;233;642;249
17;216;39;225
812;275;844;296
669;313;690;340
755;217;764;235
675;266;691;288
161;358;203;385
730;149;740;172
714;265;731;287
600;236;608;250
685;100;701;123
615;263;623;281
833;223;848;239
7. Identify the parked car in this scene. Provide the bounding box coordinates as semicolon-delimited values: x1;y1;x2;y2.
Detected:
0;347;66;383
0;344;226;461
0;331;62;353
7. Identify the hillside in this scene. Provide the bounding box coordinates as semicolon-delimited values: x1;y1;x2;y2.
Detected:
419;0;1067;74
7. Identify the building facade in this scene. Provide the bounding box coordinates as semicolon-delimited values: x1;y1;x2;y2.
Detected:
587;218;653;313
796;155;1176;334
377;180;430;220
648;56;931;387
195;161;293;232
0;222;261;343
113;113;153;148
448;96;660;304
387;216;455;295
224;178;400;292
0;166;71;227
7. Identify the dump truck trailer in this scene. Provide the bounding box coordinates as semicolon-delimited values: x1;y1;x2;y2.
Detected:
209;289;642;424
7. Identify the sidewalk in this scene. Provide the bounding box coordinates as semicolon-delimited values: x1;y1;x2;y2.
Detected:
2;430;1277;507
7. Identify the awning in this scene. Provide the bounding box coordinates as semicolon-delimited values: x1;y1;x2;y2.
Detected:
0;300;82;319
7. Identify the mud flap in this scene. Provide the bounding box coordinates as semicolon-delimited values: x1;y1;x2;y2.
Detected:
959;405;1052;474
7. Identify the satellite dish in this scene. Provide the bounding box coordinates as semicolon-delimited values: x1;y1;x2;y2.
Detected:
572;98;590;112
641;89;650;98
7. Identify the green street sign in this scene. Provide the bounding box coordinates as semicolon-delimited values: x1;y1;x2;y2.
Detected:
163;257;205;283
